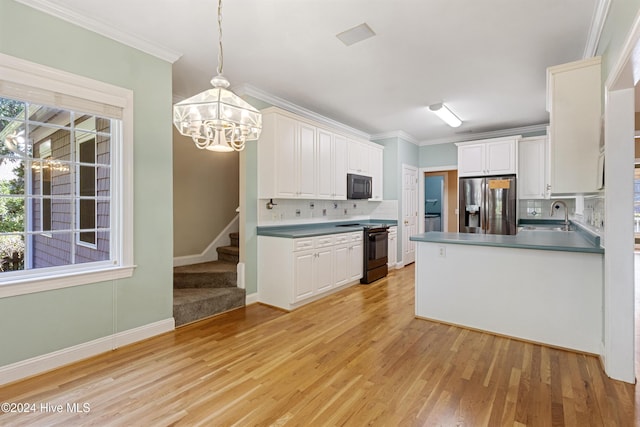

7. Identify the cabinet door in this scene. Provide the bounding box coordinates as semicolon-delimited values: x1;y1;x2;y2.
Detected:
316;129;333;199
518;137;548;199
348;241;363;281
315;247;334;293
369;146;383;200
387;227;397;268
333;135;348;200
486;140;516;175
298;123;317;198
294;250;315;302
333;244;350;287
548;58;601;194
348;140;369;174
274;115;299;198
458;144;485;177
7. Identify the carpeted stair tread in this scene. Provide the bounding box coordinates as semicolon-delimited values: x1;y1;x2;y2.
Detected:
174;260;236;274
216;245;239;263
174;260;237;289
173;287;245;327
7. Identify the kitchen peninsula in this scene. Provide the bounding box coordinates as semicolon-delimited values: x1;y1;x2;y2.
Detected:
410;224;604;354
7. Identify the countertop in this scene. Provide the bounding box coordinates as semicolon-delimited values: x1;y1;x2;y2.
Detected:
257;220;398;238
409;220;603;254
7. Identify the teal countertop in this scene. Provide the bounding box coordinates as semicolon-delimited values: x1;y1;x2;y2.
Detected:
257;220;398;238
409;220;603;254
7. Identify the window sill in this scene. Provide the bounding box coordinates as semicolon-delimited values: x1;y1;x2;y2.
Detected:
0;265;136;298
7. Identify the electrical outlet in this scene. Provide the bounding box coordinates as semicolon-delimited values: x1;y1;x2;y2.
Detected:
322;209;327;216
438;246;446;257
295;209;301;217
344;208;347;215
309;202;315;209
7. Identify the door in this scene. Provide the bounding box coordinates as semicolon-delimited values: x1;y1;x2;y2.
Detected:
459;177;484;233
402;164;418;265
485;176;517;235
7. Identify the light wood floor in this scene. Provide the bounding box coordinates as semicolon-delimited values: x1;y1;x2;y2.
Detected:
0;266;637;426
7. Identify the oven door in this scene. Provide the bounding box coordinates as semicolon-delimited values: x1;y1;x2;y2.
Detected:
366;230;388;269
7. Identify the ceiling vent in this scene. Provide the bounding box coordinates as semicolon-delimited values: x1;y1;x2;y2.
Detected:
336;23;376;46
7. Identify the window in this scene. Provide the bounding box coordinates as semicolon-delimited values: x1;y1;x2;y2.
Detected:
0;53;134;297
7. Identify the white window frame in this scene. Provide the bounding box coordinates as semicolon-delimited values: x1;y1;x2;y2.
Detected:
75;117;98;249
0;53;135;298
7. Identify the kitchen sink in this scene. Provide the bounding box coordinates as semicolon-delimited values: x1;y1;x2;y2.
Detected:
518;224;574;232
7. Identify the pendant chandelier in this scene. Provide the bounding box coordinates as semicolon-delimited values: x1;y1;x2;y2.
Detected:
173;0;262;152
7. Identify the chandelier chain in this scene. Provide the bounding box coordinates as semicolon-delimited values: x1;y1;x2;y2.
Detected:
217;0;224;76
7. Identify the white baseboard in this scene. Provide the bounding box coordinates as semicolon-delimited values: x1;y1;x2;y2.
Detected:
0;318;175;386
173;215;239;267
246;292;259;305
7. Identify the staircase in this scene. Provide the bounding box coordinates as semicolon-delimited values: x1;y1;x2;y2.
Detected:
173;232;245;327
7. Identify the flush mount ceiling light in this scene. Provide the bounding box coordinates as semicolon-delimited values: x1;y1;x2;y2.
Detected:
336;23;376;46
428;103;463;128
173;0;261;152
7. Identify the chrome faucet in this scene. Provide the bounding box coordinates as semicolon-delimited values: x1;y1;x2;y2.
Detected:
550;200;570;230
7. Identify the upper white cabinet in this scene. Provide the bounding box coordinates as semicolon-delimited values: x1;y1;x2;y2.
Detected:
456;137;518;177
546;57;601;194
259;107;382;201
518;136;549;199
368;144;384;201
347;139;370;175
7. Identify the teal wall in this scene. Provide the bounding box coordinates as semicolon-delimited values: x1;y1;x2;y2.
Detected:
241;95;272;295
0;0;173;365
374;138;399;200
419;143;458;168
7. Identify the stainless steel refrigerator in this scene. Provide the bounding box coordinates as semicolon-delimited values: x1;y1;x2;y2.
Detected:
459;175;517;235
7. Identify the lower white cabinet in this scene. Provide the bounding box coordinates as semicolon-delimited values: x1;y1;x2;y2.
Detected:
258;231;363;310
388;226;397;269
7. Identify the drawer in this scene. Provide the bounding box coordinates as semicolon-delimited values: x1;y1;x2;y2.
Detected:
334;234;350;245
349;232;363;242
315;236;334;248
294;239;314;251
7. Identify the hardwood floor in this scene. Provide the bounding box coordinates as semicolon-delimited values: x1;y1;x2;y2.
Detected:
0;265;636;426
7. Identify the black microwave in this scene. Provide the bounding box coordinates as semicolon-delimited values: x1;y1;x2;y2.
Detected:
347;173;372;199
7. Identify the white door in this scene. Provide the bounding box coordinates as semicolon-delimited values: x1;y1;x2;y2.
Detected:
402;164;419;265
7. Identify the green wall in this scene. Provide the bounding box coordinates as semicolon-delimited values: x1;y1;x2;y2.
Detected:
419;143;458;168
0;0;173;365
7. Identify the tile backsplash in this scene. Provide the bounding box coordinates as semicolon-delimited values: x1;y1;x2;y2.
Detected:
258;199;398;225
520;196;604;237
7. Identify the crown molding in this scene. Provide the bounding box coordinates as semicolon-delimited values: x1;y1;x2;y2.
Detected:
419;123;548;146
15;0;182;63
233;84;371;140
583;0;612;58
370;130;419;145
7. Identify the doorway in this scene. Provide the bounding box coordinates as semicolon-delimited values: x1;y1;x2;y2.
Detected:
419;168;458;233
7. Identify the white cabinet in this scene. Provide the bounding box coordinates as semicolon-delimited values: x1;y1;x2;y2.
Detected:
369;145;384;200
347;139;370;175
518;136;550;199
387;226;397;269
333;231;363;286
258;231;364;310
259;107;357;200
317;130;348;200
456;137;518;177
546;57;602;194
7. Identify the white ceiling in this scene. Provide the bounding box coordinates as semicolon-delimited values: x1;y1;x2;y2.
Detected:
21;0;602;143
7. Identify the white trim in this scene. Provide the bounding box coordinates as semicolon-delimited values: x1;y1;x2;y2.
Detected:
371;130;419;145
172;214;239;267
14;0;182;63
605;8;640;90
419;123;547;146
245;292;259;305
0;266;136;298
233;84;371;140
0;317;174;386
584;0;612;59
0;53;135;297
237;262;245;289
